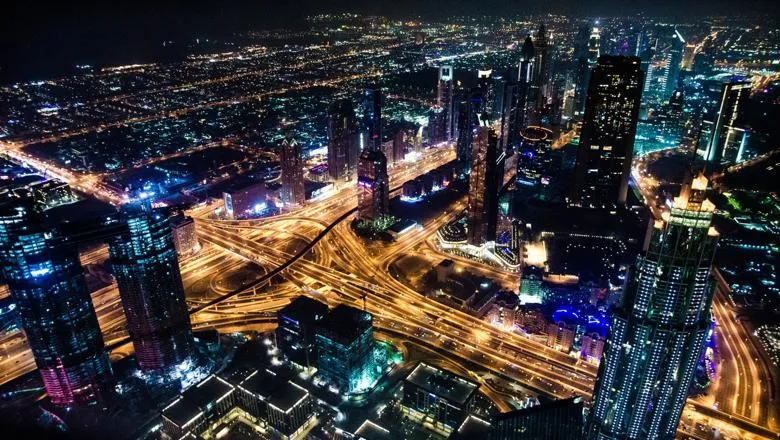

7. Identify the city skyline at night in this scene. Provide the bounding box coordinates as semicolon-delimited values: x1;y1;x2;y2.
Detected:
1;7;779;440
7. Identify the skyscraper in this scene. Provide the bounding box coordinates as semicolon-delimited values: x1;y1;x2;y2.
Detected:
437;65;455;141
517;35;535;129
356;149;389;221
532;24;550;110
572;55;643;209
573;26;591;116
280;133;305;206
0;196;112;406
492;397;584;440
327;99;358;182
456;89;483;169
466;120;500;246
497;80;520;153
109;203;195;371
588;176;719;440
428;106;447;145
701;81;750;166
391;130;407;164
665;30;685;96
363;85;382;152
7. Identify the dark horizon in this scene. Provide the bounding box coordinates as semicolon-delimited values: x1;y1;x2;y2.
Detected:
3;0;778;83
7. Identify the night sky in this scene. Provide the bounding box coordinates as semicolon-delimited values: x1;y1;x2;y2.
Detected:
3;0;778;83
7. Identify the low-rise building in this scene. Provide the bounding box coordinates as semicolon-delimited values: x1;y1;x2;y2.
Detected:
401;362;479;435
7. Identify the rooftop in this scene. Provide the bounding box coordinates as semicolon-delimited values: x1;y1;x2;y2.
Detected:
404;362;478;405
278;296;328;324
163;375;235;427
239;369;308;413
354;420;392;440
317;304;372;345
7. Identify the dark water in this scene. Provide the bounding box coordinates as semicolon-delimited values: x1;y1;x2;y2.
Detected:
2;2;309;84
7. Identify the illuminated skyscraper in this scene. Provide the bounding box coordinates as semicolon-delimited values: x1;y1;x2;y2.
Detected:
587;27;601;66
497;80;520;153
466;121;500;246
437;65;455;140
0;196;112;406
391;130;407;164
517;35;535;128
701;81;750;166
109;203;195;371
356;149;389;221
573;26;591;115
428;106;447;145
456;89;483;168
588;176;719;440
363;85;382;152
665;30;685;96
532;23;550;110
572;56;643;209
327;99;359;182
280;134;305;206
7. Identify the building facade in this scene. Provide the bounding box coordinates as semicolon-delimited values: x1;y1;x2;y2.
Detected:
0;196;112;406
109;203;195;371
315;304;380;394
587;176;720;439
572;55;643;209
327;99;359;182
700;81;750;166
276;296;328;368
363;85;382;152
280;134;306;206
492;397;584;440
466;123;500;246
356;149;389;222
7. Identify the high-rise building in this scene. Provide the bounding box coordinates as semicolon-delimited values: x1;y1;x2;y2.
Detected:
467;121;500;246
315;304;381;394
588;176;720;440
280;134;305;206
497;80;520;153
701;81;750;166
438;65;455;140
532;24;550;110
573;26;591;116
276;296;328;368
0;196;112;406
363;85;382;152
665;30;685;96
572;56;643;209
456;89;483;168
428;106;447;145
516;126;554;187
392;130;407;164
517;36;535;129
109;203;195;371
327;99;358;182
170;213;199;258
492;397;584;440
356;149;389;221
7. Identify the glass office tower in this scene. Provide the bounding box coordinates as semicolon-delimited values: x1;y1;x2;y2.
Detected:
572;55;643;209
0;196;112;406
356;149;389;221
466;121;500;246
109;203;195;371
588;175;719;439
327;99;359;182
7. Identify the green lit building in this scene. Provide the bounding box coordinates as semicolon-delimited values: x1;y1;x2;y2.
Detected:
315;304;383;394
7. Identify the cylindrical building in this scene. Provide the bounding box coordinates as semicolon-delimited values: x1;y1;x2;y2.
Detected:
0;196;112;406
